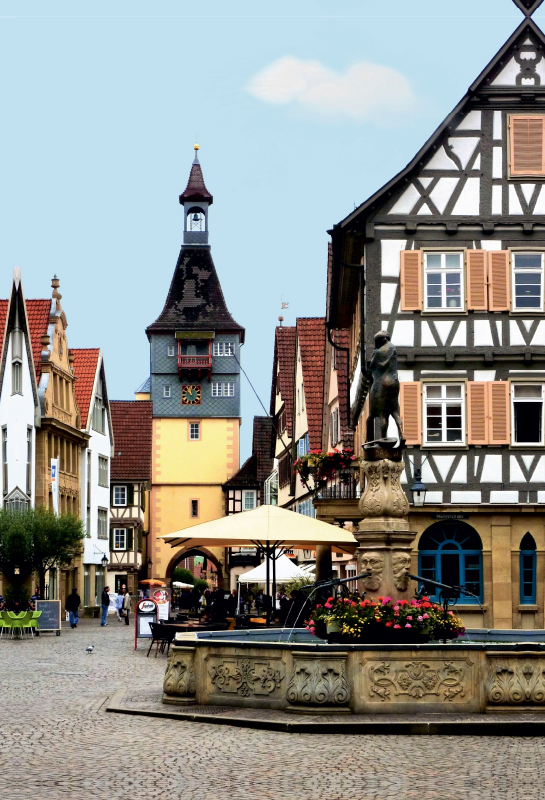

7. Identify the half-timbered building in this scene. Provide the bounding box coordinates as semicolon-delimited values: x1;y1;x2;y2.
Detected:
326;1;545;629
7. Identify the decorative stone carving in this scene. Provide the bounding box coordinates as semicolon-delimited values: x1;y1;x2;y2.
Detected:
208;657;284;697
487;659;545;705
366;660;467;702
287;652;350;707
163;646;196;699
358;551;384;591
358;460;409;519
392;551;411;591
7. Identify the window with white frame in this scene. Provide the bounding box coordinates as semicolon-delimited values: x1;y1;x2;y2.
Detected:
212;382;234;397
264;471;278;506
113;528;127;550
512;253;544;311
424;252;463;311
163;385;171;398
243;490;256;510
512;384;544;444
113;485;127;506
97;508;108;539
189;422;200;440
167;345;175;356
213;341;234;356
297;434;309;457
98;456;109;487
424;384;464;445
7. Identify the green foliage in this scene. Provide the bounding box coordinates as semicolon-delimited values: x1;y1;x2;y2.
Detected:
172;567;195;585
5;585;30;607
283;574;314;597
193;578;208;594
0;509;32;575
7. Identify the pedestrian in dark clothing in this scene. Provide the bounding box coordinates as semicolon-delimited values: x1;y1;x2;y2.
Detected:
227;590;237;617
100;586;110;626
122;587;131;625
65;588;81;629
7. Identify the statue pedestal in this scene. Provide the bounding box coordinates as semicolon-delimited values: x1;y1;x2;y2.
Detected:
356;459;416;602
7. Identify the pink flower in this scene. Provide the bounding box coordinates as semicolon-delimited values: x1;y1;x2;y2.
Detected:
422;613;429;619
310;627;316;635
316;604;322;609
405;623;412;628
393;606;399;611
325;603;332;609
382;597;391;605
417;616;423;622
393;624;401;629
394;612;399;617
410;599;417;607
407;616;413;621
308;620;315;626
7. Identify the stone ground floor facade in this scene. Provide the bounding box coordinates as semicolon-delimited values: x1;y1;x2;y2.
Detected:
2;618;545;799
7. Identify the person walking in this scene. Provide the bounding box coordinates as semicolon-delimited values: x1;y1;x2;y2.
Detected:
122;587;132;625
65;587;81;629
100;586;110;626
115;592;123;621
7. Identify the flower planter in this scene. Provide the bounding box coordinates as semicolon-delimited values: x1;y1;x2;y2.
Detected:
327;629;430;645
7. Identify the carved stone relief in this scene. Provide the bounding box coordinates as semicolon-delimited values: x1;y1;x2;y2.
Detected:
163;648;196;698
358;551;384;592
487;659;545;705
287;653;350;707
365;660;469;703
207;657;284;697
392;551;411;591
358;460;409;519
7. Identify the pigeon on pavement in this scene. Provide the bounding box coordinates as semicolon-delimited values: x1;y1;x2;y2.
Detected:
86;645;94;654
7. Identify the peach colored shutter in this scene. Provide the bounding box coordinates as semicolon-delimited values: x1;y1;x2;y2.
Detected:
488;381;510;445
466;250;488;311
400;382;421;445
510;115;545;176
400;250;422;311
467;383;488;445
488;251;510;312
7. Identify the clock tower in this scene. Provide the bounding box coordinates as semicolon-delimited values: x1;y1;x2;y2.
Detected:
145;146;245;585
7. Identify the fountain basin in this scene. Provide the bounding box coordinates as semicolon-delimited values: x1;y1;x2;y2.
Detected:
162;630;545;714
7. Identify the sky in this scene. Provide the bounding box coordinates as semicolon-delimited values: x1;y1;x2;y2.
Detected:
0;0;536;459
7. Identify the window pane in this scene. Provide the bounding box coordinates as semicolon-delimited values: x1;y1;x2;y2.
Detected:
514;384;542;398
514;402;542;443
426;254;441;268
441;553;460;587
426;386;442;399
515;253;542;269
446;385;462;398
445;253;461;269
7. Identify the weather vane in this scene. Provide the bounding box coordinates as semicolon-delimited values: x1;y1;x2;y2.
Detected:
512;0;544;15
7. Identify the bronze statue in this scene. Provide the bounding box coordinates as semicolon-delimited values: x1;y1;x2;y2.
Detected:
365;331;403;445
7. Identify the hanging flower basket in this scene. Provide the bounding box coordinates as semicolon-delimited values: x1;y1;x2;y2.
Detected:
294;449;360;488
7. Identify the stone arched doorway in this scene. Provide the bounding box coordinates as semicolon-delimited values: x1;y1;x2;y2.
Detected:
165;546;224;588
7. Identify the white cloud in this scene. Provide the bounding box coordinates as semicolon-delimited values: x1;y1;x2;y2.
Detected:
247;56;416;123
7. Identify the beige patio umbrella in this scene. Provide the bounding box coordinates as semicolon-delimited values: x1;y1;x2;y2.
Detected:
159;504;358;612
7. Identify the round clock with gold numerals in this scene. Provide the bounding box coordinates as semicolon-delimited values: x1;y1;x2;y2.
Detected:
181;385;202;405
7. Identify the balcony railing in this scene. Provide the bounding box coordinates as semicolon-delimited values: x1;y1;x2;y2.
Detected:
178;355;212;369
318;475;360;500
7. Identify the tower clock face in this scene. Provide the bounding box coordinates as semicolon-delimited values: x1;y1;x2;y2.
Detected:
181;385;201;405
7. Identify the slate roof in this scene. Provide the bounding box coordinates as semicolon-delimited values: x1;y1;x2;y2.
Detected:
146;246;244;339
297;317;326;452
223;416;274;490
270;326;296;438
135;377;150;394
110;400;153;481
26;299;53;380
71;349;100;427
179;153;213;204
223;454;259;488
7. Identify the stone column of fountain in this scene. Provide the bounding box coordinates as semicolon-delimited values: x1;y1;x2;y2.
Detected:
355;331;416;602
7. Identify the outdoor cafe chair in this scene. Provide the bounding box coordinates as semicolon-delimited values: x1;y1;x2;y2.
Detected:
28;611;42;636
0;616;8;638
21;611;37;637
7;611;25;638
147;622;176;658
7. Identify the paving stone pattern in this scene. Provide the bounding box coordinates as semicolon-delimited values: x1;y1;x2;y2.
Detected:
3;618;545;799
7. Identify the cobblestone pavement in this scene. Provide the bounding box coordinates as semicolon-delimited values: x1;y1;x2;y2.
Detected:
2;617;545;800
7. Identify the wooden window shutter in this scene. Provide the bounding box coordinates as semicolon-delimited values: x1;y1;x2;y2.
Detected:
109;529;114;551
510;115;545;176
467;250;488;311
400;382;421;445
400;250;422;311
127;528;134;551
467;382;488;445
488;251;510;312
127;484;134;506
488;382;510;445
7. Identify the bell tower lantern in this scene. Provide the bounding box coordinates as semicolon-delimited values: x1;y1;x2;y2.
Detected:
180;144;213;246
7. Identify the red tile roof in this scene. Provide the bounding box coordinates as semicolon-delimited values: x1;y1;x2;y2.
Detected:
270;326;296;438
331;328;353;447
71;349;100;427
25;299;52;379
297;317;326;452
110;401;153;481
0;300;9;356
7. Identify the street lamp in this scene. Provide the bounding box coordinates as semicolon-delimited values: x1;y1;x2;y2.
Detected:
410;468;427;507
101;554;108;568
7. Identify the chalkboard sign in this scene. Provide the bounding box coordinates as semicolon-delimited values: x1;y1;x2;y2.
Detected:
35;599;62;635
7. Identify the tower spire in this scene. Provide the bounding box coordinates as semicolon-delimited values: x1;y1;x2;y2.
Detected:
512;0;545;16
180;145;213;246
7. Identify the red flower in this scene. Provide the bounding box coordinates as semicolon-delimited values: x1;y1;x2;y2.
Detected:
385;621;393;627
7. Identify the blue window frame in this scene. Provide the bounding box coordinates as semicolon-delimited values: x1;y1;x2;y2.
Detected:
520;532;537;605
418;522;483;604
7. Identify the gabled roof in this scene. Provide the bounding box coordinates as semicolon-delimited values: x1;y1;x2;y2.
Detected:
110;400;153;481
513;1;544;16
71;349;100;427
223;454;259;488
270;326;296;438
0;300;9;356
297;317;326;452
26;299;52;381
179;151;213;205
253;416;274;485
146;245;244;339
337;17;545;231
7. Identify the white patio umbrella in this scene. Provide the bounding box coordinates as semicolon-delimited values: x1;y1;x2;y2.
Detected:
172;581;194;589
237;554;308;583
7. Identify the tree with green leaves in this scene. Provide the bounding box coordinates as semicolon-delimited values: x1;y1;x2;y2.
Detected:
26;507;85;596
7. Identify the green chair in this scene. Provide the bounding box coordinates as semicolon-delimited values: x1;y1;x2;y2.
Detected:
7;611;25;638
0;611;12;637
27;610;42;636
0;616;8;638
20;611;35;638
